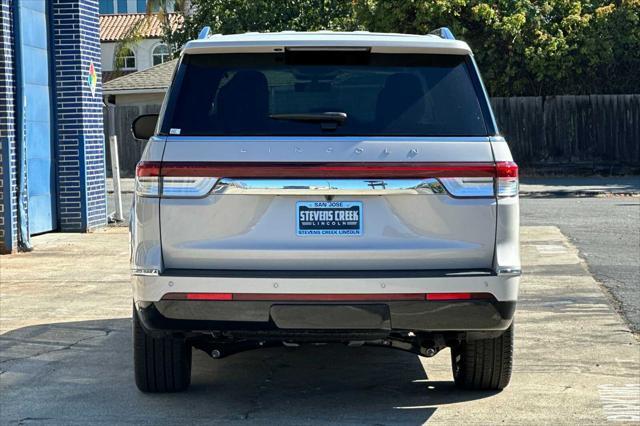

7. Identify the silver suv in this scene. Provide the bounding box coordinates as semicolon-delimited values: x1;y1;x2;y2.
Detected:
130;29;520;393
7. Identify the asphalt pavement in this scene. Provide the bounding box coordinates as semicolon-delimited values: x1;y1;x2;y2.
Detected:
521;197;640;333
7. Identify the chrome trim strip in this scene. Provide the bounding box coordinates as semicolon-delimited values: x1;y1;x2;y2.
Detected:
132;268;161;277
496;267;522;276
213;178;446;195
161;268;495;278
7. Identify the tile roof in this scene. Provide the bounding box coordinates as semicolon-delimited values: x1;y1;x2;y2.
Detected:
102;70;135;83
103;58;177;94
100;13;183;42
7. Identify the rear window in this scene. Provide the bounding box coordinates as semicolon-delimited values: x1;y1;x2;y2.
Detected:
161;52;490;137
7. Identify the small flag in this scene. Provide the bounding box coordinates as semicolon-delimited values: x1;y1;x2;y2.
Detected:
87;62;97;96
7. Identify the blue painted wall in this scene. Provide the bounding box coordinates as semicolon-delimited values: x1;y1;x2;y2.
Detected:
0;0;19;253
0;0;106;253
15;0;56;235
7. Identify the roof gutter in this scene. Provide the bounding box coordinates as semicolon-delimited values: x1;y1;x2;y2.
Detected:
102;88;167;95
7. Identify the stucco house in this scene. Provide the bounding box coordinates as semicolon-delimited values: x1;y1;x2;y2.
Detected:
100;13;183;82
103;58;176;105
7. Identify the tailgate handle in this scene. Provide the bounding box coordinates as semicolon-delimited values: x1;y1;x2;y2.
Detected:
213;178;446;195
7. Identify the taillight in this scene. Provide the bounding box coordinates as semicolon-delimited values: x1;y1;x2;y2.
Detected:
496;161;519;197
135;161;519;198
161;177;218;198
159;162;498;178
135;161;217;198
439;161;518;198
135;162;161;197
438;177;494;197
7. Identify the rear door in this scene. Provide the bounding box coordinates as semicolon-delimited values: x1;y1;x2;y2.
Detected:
155;50;498;271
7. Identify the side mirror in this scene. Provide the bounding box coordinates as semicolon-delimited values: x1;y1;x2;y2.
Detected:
131;114;159;141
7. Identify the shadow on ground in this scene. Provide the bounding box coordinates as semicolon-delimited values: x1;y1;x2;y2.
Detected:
0;319;499;424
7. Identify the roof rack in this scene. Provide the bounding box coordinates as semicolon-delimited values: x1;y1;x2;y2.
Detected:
429;27;455;40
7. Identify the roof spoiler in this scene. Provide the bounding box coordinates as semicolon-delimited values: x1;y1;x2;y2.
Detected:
196;26;456;41
429;27;455;40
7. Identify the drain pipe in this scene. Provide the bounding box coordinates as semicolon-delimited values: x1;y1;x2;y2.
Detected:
17;95;32;252
104;95;124;223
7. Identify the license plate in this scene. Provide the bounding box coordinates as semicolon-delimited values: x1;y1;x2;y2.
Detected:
296;201;362;236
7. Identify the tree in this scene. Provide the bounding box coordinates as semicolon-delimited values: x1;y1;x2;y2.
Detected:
147;0;191;55
351;0;640;96
114;0;189;71
176;0;360;46
164;0;640;96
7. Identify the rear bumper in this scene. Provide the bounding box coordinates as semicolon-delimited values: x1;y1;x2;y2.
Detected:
132;269;520;302
135;298;516;336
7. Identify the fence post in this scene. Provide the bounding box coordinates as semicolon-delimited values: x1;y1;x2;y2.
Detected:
108;105;124;222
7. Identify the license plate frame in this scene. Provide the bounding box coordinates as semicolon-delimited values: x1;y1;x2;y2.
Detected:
296;201;363;236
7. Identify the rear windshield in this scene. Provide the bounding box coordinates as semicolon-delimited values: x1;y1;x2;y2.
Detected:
161;52;490;137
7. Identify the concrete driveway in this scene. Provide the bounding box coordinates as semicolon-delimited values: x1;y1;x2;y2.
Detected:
1;227;639;424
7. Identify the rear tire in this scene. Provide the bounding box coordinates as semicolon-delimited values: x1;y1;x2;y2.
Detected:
133;307;192;393
451;323;513;391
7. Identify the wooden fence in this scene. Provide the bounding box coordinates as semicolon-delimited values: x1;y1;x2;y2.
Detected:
105;95;640;177
491;95;640;173
104;104;161;177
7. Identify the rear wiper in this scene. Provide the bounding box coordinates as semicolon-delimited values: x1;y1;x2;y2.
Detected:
269;111;347;130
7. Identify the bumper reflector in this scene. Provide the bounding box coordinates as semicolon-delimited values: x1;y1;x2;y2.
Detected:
185;293;233;301
163;292;494;301
425;292;493;300
426;292;472;300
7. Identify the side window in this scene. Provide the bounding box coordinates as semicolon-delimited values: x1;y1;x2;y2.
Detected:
152;44;171;66
115;48;136;70
99;0;114;14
